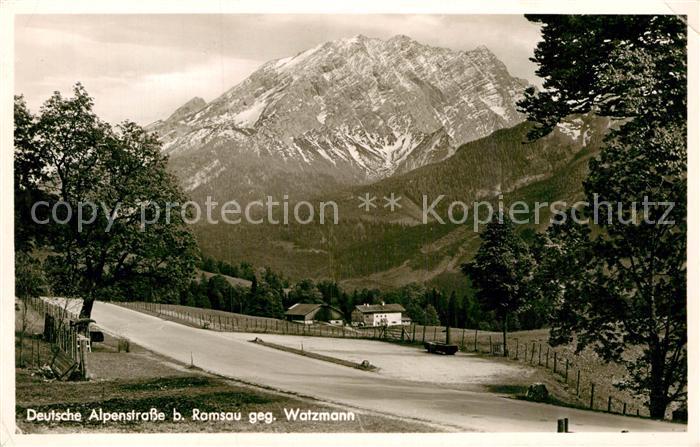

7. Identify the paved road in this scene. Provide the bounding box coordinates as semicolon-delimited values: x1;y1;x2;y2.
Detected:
92;302;684;432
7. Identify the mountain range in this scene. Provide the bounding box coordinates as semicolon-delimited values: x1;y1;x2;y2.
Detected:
147;34;530;200
148;34;607;290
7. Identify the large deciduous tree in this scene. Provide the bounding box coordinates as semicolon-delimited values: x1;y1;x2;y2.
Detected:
462;216;534;356
519;15;686;418
14;84;198;318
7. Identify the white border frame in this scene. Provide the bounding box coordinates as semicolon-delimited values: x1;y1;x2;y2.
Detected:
0;1;698;446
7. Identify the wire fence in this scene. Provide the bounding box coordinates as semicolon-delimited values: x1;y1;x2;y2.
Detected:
116;301;407;340
117;301;648;417
17;297;90;379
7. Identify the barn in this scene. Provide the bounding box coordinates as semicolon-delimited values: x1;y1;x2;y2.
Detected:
284;303;345;325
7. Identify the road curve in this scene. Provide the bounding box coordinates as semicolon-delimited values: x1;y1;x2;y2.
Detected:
92;302;684;432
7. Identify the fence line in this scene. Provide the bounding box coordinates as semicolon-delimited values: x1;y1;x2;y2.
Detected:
23;297;89;379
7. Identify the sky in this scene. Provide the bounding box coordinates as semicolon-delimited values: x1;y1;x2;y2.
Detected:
15;14;543;125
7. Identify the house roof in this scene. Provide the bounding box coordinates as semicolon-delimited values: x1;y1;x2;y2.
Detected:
354;303;405;313
285;303;345;317
197;269;252;288
285;303;323;316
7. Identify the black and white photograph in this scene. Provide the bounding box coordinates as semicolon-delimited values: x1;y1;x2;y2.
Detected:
1;1;698;445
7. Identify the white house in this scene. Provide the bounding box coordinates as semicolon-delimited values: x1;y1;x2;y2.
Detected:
351;303;405;327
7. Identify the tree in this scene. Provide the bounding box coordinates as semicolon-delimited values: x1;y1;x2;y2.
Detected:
424;304;440;326
462;216;533;356
396;283;428;325
239;262;256;281
201;257;219;273
447;291;460;328
207;275;230;310
247;280;284;318
518;15;686;141
317;280;342;306
464;297;483;329
288;279;322;304
14;97;51;253
14;84;197;318
519;15;687;418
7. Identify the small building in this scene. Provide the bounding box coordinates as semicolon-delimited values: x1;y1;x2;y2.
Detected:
351;302;405;327
284;303;345;325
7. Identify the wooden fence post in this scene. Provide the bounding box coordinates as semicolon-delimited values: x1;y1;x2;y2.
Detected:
538;343;542;365
557;419;565;433
553;352;558;373
576;370;581;396
623;402;627;415
556;418;569;433
515;338;519;360
79;337;88;379
565;359;569;382
422;325;426;343
590;383;596;409
607;396;612;413
489;336;493;355
474;329;478;351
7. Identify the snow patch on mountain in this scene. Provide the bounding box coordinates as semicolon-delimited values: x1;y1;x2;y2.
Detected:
557;118;584;142
234;99;267;128
184;159;224;191
151;34;531;196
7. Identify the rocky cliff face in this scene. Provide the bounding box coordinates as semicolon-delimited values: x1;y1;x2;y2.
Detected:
149;34;530;199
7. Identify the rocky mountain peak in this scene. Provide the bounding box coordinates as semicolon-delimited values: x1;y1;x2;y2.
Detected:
167;97;206;122
150;35;531;198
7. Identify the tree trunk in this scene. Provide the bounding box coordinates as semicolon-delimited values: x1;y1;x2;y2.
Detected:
648;350;669;419
79;296;95;319
502;314;508;357
18;331;24;367
649;392;668;420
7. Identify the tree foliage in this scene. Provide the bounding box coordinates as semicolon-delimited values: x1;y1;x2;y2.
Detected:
462;216;534;355
519;15;686;140
520;15;687;418
14;84;198;317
